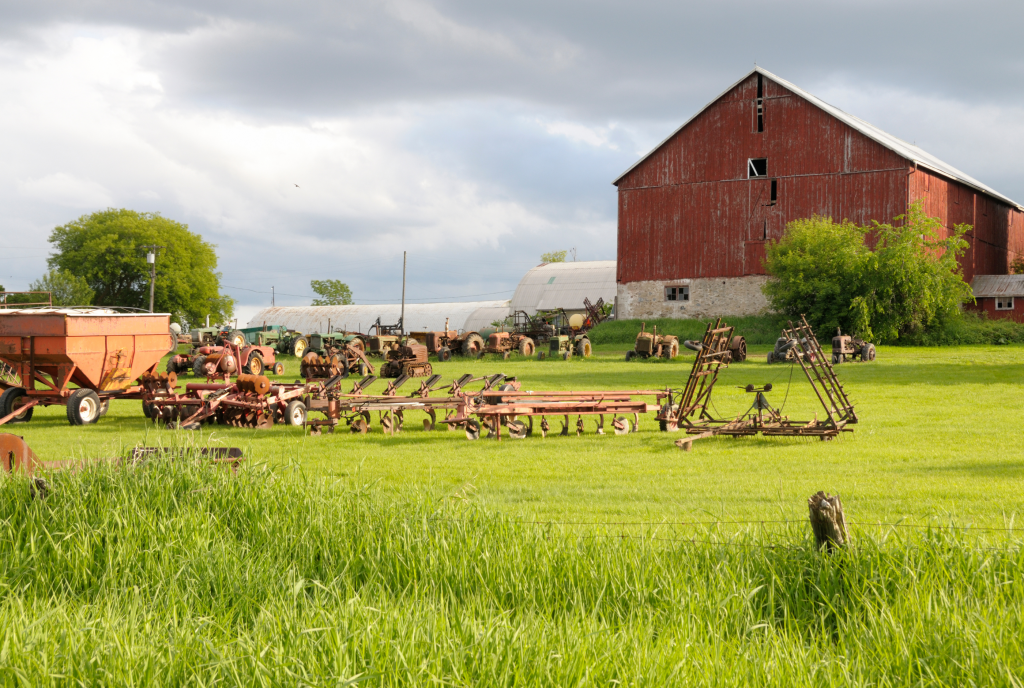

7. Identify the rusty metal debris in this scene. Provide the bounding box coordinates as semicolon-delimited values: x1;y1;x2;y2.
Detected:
659;316;857;450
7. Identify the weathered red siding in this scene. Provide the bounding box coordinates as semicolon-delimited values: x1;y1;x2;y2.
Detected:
967;297;1024;323
616;71;1023;284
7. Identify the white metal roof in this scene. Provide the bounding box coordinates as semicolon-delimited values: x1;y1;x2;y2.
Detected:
246;301;510;334
971;274;1024;298
463;304;515;332
614;67;1023;211
509;260;617;314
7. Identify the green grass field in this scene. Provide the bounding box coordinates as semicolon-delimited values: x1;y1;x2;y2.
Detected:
2;343;1023;684
8;344;1024;529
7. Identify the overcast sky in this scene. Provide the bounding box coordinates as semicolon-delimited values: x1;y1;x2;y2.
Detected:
2;0;1022;324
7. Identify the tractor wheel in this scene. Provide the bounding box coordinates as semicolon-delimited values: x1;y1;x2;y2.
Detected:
766;352;775;365
273;362;285;375
518;338;535;356
98;399;110;418
625;350;635;362
562;351;570;361
284;400;307;426
462;333;484;358
350;338;365;353
165;358;178;374
862;343;876;361
244;353;264;375
831;353;842;365
0;387;33;424
729;336;748;362
290;337;309;358
66;388;102;426
663;340;679;359
576;339;592;358
192;356;208;377
227;330;246;348
142;400;156;420
438;346;452;362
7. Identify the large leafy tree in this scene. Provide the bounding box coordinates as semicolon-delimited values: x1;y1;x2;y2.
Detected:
29;269;95;306
763;203;973;342
47;209;234;329
310;279;353;306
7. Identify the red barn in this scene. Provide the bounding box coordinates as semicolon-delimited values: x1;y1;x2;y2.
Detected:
969;275;1024;323
613;67;1024;319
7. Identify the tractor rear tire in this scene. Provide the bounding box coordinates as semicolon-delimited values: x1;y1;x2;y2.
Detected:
284;400;307;426
862;343;876;361
766;352;775;365
831;353;842;365
192;356;207;377
518;338;535;356
244;353;264;375
576;339;592;358
67;388;102;426
625;350;635;362
165;358;178;374
462;333;484;358
290;337;309;358
227;330;246;347
0;387;33;424
663;340;679;359
729;336;747;362
438;346;452;362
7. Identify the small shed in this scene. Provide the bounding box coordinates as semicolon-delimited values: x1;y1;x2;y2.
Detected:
509;260;617;315
970;275;1024;323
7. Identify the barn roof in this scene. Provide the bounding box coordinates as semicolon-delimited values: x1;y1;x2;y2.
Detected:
614;67;1023;211
971;274;1024;298
509;260;617;314
246;300;510;334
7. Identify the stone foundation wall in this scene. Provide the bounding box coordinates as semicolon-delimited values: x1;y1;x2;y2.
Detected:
616;276;771;320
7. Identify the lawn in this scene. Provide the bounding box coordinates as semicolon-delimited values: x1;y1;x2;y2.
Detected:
8;343;1024;530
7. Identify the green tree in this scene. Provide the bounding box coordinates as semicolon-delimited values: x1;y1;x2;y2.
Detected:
762;202;973;342
28;269;95;306
541;250;567;263
310;279;353;306
1011;256;1024;275
47;209;233;329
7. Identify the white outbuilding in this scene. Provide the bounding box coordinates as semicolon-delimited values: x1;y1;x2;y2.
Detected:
246;300;510;334
509;260;617;315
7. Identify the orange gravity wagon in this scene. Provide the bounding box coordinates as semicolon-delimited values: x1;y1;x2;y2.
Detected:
0;308;172;426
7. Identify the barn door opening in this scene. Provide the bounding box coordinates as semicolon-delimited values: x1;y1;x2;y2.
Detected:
745;178;777;275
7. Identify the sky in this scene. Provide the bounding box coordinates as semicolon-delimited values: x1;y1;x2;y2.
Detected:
2;0;1022;325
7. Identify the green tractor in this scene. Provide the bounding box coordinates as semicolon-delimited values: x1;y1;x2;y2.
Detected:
545;313;593;360
307;331;365;357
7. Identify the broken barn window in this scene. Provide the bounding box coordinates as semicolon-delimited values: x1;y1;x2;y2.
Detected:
665;285;689;302
996;297;1014;311
748;158;767;178
770;179;777;204
762;220;767;241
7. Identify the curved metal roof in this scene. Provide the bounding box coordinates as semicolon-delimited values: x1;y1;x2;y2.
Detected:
509;260;617;314
246;300;510;334
614;67;1022;211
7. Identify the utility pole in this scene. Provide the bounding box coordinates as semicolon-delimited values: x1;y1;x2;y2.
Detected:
272;286;275;307
400;251;407;336
140;245;165;313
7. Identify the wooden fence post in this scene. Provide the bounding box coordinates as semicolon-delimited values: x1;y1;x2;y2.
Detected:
807;491;849;551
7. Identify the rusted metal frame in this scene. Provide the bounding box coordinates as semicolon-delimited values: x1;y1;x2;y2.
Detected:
783;322;836;425
675;319;733;422
785;318;853;425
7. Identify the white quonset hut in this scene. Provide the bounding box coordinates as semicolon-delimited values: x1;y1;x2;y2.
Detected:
246;300;510;334
509;261;617;315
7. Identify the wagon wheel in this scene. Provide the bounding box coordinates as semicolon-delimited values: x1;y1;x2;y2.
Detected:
0;387;33;424
730;336;748;362
507;419;528;439
350;418;368;434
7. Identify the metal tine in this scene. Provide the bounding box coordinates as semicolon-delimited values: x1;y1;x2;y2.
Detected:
482;373;506;390
350;375;377;394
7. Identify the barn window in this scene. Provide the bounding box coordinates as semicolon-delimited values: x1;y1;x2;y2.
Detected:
665;285;689;302
748;158;767;178
770;179;777;204
996;297;1014;311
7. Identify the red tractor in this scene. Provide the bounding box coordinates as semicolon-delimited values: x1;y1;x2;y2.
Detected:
172;343;284;378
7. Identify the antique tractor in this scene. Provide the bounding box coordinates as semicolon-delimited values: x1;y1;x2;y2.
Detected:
300;343;373;379
380;341;432;378
545;313;592;360
625;323;678;360
410;319;485;360
831;329;876;364
485;331;536;359
175;343;284;378
766;336;815;365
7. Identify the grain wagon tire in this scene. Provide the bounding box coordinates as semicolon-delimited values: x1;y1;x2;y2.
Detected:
290;337;309;358
518;338;535;357
98;399;110;418
663;340;679;359
273;362;284;375
244;352;264;375
165;358;178;374
227;330;246;348
862;343;876;361
438;346;452;362
577;339;592;358
0;387;33;424
625;350;635;362
730;336;748;362
192;356;208;377
462;333;485;358
284;400;307;427
66;388;101;426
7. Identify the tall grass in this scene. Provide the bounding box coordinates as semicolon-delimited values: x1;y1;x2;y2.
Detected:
1;458;1022;685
